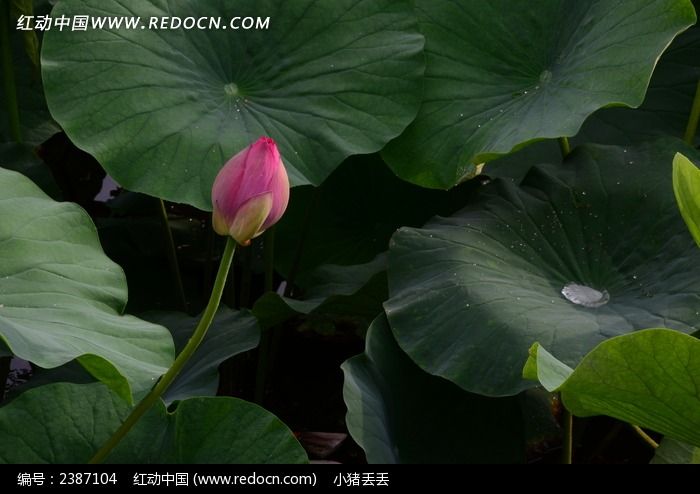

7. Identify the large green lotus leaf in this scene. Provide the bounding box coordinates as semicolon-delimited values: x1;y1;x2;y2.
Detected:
342;316;524;463
382;0;696;189
575;23;700;146
0;382;306;463
6;307;261;405
386;139;700;396
523;329;700;447
673;152;700;247
143;308;260;404
112;396;307;464
41;0;424;210
0;167;174;402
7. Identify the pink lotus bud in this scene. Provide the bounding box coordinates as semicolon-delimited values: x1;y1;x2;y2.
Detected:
211;137;290;246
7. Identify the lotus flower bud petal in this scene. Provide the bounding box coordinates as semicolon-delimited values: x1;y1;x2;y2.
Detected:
211;137;290;245
229;193;273;244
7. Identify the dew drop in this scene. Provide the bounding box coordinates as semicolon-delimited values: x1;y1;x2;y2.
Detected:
561;282;610;308
223;83;238;96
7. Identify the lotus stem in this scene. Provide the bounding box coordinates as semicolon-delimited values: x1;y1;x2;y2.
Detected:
558;136;571;158
89;238;236;464
631;424;659;449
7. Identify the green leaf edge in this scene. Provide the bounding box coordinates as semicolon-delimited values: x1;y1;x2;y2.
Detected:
673;152;700;248
523;328;700;447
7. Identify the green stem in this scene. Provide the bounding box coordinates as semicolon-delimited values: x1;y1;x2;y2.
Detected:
684;80;700;146
157;199;188;312
631;424;659;449
1;2;22;143
558;136;571;158
562;406;573;464
89;238;236;464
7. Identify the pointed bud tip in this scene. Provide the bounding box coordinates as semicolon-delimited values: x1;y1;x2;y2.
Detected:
256;136;276;146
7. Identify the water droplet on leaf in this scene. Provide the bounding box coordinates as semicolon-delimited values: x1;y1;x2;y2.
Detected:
561;282;610;308
224;83;239;96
